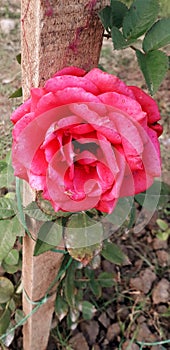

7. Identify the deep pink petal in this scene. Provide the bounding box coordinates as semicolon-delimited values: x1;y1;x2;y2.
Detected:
30;88;46;111
30;148;48;175
45;75;99;95
11;98;31;124
96;198;118;214
149;123;163;137
96;162;114;191
53;66;86;77
71;123;94;134
75;150;97;165
119;167;153;196
129;86;161;124
86;68;134;98
99;92;146;123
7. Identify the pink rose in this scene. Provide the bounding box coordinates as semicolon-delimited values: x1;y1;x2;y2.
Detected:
11;67;162;213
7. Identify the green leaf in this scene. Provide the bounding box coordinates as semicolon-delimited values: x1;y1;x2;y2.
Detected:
36;192;71;218
89;279;101;298
55;295;69;321
107;197;134;229
81;301;96;320
156;219;168;231
65;212;103;248
0;220;17;263
101;241;125;265
123;0;159;40
0;308;11;336
0;161;14;188
2;262;19;274
24;201;54;221
143;18;170;52
4;249;19;266
64;261;77;307
67;243;102;266
136;49;169;94
34;220;63;256
0;198;16;219
10;216;25;237
85;268;94;279
37;220;62;246
33;239;56;256
98;272;115;288
0;161;7;172
98;64;106;72
9;299;16;312
16;53;21;64
110;0;128;28
98;6;111;31
0;277;14;303
9;87;22;98
15;309;25;325
156;230;170;241
111;26;128;49
135;181;170;209
128;201;136;228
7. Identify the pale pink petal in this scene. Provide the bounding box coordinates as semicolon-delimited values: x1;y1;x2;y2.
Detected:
71;103;121;144
142;128;161;177
12;112;35;140
29;173;46;190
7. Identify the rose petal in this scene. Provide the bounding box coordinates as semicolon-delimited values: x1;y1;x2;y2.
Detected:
71;103;121;144
129;86;161;124
99;92;146;123
31;88;46;111
11;98;31;124
96;198;118;214
53;66;86;77
12;112;35;140
86;68;134;98
45;75;99;95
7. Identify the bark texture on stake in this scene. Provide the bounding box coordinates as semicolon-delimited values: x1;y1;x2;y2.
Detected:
21;1;108;349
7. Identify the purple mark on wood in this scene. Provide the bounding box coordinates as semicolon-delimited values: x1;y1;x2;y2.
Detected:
68;27;84;53
68;0;98;54
45;0;53;16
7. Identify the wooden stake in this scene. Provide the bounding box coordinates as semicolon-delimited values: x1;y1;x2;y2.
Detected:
21;1;108;349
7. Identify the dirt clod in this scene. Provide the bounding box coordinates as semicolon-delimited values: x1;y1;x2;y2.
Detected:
80;321;99;346
156;250;170;267
106;322;120;341
152;278;170;304
122;341;140;350
98;312;110;328
130;268;156;294
69;332;89;350
136;323;157;342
